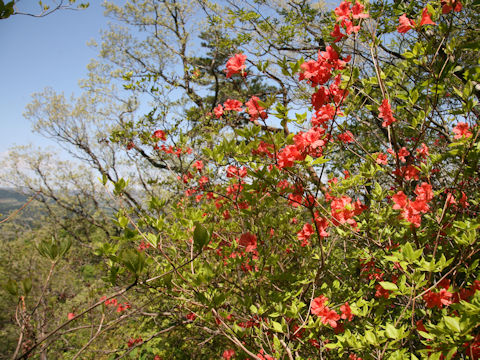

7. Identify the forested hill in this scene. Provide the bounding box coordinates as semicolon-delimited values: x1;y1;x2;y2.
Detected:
0;188;28;218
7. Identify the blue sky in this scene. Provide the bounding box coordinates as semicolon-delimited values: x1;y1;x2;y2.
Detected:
0;1;109;156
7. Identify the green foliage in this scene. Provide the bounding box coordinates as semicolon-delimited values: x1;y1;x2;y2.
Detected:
0;1;14;19
36;236;72;262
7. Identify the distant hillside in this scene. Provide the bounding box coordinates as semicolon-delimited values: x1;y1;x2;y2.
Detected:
0;188;29;217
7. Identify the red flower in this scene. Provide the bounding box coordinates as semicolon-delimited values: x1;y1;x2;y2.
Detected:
314;212;330;238
152;130;166;141
414;182;433;202
397;14;415;34
416;143;429;158
330;195;361;228
452;122;472;139
311;295;340;327
226;165;238;178
416;320;427;332
67;312;75;320
397;147;410;162
311;86;330;110
334;1;352;22
309;339;321;348
375;284;390;299
311;295;329;316
331;24;345;42
340;302;354;321
420;7;436;26
223;99;243;112
352;1;369;19
441;0;462;14
338;131;354;143
257;349;276;360
459;192;469;208
223;349;236;360
320;308;341;328
127;337;142;348
297;223;314;247
376;153;388;165
239;232;258;253
349;354;363;360
393;165;419;181
105;298;117;306
277;144;303;169
290;323;305;339
312;104;337;126
299;60;331;87
238;167;248;178
138;241;150;251
214;104;224;118
378;99;396;127
342;19;360;34
423;288;453;309
186;312;197;321
225;53;247;78
116;303;130;312
198;176;209;186
192;160;204;172
246;96;267;120
392;183;434;227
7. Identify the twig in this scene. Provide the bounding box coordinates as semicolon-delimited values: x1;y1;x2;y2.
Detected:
72;314;105;360
212;308;262;360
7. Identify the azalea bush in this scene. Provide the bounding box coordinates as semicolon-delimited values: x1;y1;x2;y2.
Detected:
6;0;480;359
95;0;480;358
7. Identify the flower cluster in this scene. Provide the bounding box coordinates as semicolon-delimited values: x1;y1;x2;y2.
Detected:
331;1;369;42
225;53;247;78
127;337;142;348
398;8;436;33
214;95;268;122
392;182;434;227
378;99;396;127
311;295;342;328
100;297;131;313
453;122;472;139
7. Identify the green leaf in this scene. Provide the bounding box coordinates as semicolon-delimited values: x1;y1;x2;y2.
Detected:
445;347;458;360
444;316;461;333
385;323;399;339
36;237;72;262
193;222;210;252
379;282;398;291
403;242;414;261
273;335;282;355
418;330;435;340
271;321;283;333
0;1;14;19
120;249;146;276
146;233;158;248
3;279;18;296
118;216;128;228
365;329;377;345
22;278;32;296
